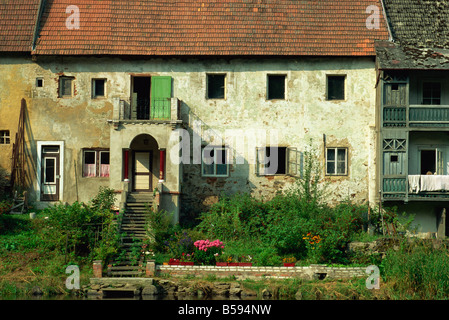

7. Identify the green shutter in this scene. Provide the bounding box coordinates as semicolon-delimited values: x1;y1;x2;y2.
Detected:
150;76;172;120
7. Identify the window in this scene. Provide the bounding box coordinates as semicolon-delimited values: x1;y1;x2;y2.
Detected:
420;149;443;175
82;149;110;177
267;75;286;100
423;82;441;105
256;146;302;176
202;146;229;177
36;77;43;88
0;130;10;144
326;148;348;175
92;79;106;98
59;76;74;97
206;74;226;99
327;75;346;100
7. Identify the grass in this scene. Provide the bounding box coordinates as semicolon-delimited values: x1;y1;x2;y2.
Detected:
0;212;91;298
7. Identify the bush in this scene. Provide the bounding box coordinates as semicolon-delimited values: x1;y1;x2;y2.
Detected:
39;187;118;262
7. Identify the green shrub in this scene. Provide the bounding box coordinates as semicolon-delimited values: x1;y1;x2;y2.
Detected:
39;187;118;262
381;239;449;299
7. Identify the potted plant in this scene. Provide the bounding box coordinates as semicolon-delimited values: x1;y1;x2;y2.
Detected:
227;256;239;266
168;258;180;265
283;257;296;267
239;255;253;266
215;252;228;266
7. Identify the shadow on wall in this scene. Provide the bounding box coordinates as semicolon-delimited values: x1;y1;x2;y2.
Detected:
179;102;255;225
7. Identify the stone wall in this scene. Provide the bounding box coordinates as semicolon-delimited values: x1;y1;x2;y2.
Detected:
154;264;367;281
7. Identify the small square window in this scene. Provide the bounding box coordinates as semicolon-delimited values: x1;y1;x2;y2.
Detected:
207;74;226;99
326;147;348;175
92;78;106;98
267;75;286;100
202;146;229;177
391;83;399;91
0;130;10;144
327;75;346;100
390;154;399;163
36;78;43;88
59;76;74;97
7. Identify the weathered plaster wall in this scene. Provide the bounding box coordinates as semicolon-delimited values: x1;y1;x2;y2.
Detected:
1;56;377;219
0;57;32;177
175;57;378;218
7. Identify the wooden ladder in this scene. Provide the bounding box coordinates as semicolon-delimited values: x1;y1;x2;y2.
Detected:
10;99;26;197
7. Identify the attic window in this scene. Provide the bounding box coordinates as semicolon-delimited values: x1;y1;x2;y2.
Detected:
92;79;106;98
267;75;286;100
327;75;346;100
36;78;43;88
59;76;74;97
207;74;226;99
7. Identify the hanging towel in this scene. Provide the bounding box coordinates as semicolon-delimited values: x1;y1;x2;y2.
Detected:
408;175;421;193
420;174;443;191
440;175;449;191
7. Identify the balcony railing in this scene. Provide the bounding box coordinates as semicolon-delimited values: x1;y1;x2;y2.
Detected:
382;175;449;200
112;97;181;124
383;105;449;128
409;105;449;127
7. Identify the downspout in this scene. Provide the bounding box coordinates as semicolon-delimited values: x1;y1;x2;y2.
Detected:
32;0;46;52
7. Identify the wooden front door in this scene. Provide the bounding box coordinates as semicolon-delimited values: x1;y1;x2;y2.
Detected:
41;146;60;201
133;151;152;191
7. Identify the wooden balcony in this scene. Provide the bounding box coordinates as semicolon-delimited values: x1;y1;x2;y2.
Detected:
383;105;449;128
382;175;449;201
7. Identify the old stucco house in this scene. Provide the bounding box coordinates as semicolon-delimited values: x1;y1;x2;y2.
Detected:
376;0;449;237
0;1;389;225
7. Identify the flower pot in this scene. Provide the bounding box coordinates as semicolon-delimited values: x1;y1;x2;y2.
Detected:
181;262;194;266
168;259;180;265
216;262;228;266
283;263;295;267
239;263;252;266
228;262;239;266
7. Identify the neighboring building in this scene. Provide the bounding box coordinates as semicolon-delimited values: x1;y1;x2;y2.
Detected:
0;1;389;224
376;0;449;237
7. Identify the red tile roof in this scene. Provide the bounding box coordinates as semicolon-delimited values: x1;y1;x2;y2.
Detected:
3;0;390;56
0;0;40;52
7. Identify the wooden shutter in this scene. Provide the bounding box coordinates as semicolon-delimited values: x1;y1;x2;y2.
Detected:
150;76;172;120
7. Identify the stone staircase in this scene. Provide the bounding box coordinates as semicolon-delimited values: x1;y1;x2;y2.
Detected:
108;192;154;277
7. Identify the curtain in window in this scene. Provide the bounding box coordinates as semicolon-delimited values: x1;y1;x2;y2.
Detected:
100;164;110;177
83;164;96;177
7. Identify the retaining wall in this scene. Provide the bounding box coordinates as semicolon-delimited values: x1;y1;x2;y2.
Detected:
152;263;367;281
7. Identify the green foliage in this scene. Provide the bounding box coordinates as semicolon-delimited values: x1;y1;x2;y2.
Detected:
380;239;449;299
38;187;119;262
193;145;375;265
145;208;179;254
